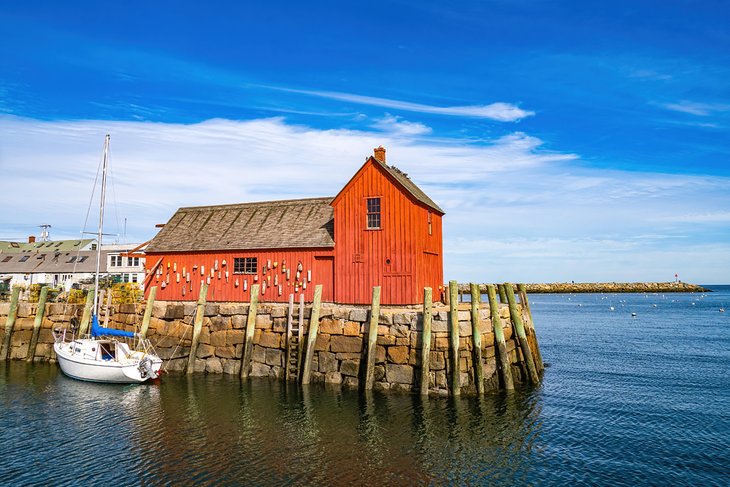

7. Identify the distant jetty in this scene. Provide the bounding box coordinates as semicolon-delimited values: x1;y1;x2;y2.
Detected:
522;282;710;294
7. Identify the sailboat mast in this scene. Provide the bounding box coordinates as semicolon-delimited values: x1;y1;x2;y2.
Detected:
93;134;110;316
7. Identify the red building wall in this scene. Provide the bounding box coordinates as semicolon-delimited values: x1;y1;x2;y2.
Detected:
331;159;444;305
145;248;335;303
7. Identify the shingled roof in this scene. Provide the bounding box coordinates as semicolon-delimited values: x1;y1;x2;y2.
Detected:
146;197;335;253
372;157;444;214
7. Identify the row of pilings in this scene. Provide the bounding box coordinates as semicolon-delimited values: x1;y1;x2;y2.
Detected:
1;281;544;395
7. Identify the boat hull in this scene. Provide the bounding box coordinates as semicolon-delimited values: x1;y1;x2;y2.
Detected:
54;341;162;384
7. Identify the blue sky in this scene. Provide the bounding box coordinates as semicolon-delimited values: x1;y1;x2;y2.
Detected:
1;1;729;283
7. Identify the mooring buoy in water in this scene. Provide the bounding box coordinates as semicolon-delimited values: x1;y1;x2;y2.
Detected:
631;312;637;317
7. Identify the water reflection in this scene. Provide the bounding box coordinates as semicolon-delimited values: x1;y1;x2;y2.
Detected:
0;362;543;485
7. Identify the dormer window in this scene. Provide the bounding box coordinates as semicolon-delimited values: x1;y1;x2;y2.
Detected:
366;197;381;229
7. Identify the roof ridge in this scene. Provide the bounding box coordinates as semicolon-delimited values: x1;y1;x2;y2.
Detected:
178;196;334;211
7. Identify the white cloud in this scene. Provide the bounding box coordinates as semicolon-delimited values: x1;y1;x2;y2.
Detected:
662;100;730;116
267;87;534;122
0;115;728;283
371;114;432;136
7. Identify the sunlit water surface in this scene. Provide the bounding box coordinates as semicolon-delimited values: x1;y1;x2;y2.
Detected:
1;287;729;485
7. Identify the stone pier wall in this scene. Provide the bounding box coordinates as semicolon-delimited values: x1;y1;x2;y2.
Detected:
0;298;541;395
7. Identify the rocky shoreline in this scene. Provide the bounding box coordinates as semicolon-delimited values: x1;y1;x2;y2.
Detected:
521;282;710;294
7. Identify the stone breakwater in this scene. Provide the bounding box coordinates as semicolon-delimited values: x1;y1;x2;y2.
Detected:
0;296;542;395
461;282;709;294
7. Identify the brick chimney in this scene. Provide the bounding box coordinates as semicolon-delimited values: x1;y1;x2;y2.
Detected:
28;235;36;243
373;146;386;163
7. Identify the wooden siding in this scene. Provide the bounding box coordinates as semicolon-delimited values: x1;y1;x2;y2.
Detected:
145;248;335;303
332;160;444;305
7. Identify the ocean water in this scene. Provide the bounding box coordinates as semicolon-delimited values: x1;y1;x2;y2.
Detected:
1;287;728;486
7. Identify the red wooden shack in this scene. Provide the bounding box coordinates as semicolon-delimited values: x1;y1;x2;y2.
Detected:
144;147;444;305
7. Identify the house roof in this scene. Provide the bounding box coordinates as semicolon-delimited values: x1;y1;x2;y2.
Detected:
372;157;444;214
330;156;444;215
146;197;335;253
0;250;110;274
0;239;95;254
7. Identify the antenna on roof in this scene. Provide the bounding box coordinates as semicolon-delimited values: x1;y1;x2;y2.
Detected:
39;224;52;242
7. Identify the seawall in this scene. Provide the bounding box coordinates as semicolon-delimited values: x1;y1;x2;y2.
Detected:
0;285;543;395
461;281;709;294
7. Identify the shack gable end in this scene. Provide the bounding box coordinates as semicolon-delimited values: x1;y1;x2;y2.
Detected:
331;153;443;305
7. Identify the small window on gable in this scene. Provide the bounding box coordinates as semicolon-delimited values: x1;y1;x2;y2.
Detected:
428;211;432;236
233;257;257;274
366;197;381;230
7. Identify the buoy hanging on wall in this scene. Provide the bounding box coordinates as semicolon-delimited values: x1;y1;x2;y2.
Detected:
273;261;278;269
182;287;186;296
161;281;167;289
218;271;222;280
201;265;205;276
206;277;211;285
173;262;177;272
243;279;248;291
262;282;267;294
235;278;239;287
210;268;215;278
214;259;219;271
186;273;190;282
254;274;258;282
307;270;312;282
225;271;229;282
278;285;282;296
222;259;226;267
267;259;272;269
274;274;278;286
302;281;307;290
296;270;301;280
297;261;303;272
176;273;180;283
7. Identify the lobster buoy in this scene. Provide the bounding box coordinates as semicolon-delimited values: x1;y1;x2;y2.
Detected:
176;273;180;283
201;265;205;276
235;278;239;287
214;259;219;271
307;270;312;282
297;261;303;272
222;259;227;267
262;282;267;294
243;279;248;291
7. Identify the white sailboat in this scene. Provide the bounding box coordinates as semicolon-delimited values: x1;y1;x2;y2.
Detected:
53;135;162;383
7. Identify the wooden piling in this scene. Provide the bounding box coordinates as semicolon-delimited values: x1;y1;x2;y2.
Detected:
285;293;294;381
240;284;260;379
470;283;484;394
26;286;49;362
420;287;432;396
504;283;539;385
1;287;21;361
448;280;460;396
78;290;95;337
487;284;514;390
297;294;304;380
186;283;208;375
497;284;507;304
364;286;381;390
301;284;322;385
517;283;544;373
139;285;157;340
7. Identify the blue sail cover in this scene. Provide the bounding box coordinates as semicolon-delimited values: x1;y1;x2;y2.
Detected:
90;314;136;338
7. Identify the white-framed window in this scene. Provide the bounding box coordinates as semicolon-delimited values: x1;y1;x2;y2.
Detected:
366;197;381;229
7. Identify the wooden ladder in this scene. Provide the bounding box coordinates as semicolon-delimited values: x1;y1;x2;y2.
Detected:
285;294;305;382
